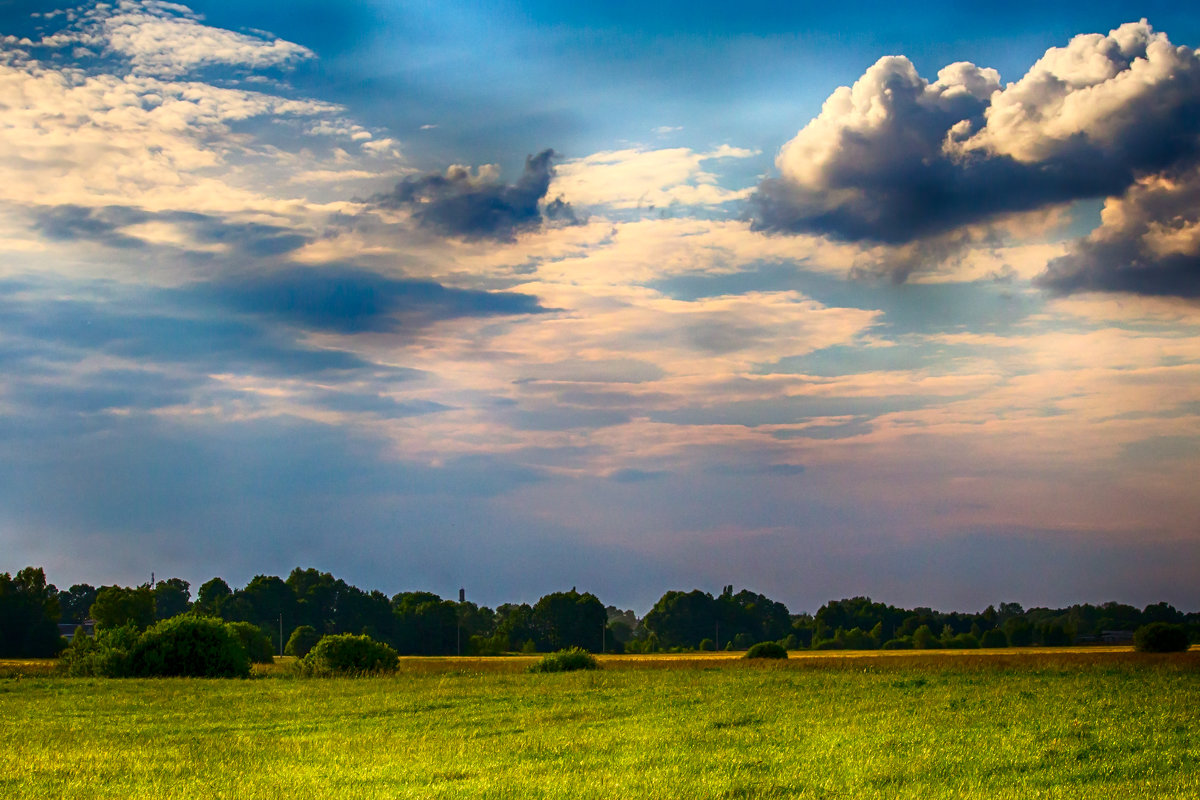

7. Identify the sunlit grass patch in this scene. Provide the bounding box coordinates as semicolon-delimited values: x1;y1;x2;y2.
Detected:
0;650;1197;798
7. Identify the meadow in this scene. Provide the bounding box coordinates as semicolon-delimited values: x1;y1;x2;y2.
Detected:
1;649;1197;799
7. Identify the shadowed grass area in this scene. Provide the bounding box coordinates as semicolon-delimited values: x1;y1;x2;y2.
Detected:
1;650;1197;798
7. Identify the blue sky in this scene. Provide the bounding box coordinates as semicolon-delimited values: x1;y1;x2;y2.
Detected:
2;0;1199;613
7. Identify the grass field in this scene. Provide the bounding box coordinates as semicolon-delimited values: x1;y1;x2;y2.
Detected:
1;649;1198;799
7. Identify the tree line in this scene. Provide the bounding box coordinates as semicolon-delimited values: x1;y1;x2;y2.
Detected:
2;566;1197;659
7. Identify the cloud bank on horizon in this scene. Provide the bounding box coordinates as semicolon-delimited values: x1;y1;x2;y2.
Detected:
2;0;1199;613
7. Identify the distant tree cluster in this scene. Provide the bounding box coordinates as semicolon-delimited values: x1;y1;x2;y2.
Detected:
2;565;1198;664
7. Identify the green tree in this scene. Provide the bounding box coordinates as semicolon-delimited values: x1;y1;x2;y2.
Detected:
287;568;339;632
494;603;536;652
228;575;297;635
153;578;191;620
1004;617;1034;647
912;624;937;649
980;628;1009;648
194;577;232;617
0;567;65;657
59;584;97;626
643;589;717;649
225;621;275;663
392;591;458;655
531;589;607;652
1038;622;1072;646
90;585;155;631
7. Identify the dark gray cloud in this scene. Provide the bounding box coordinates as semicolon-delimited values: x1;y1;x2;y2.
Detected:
32;205;310;257
34;205;150;249
751;154;1125;246
207;266;547;333
1;268;545;379
608;468;668;483
0;285;371;378
750;23;1200;284
0;268;547;430
7;370;202;414
1037;165;1200;298
370;149;579;241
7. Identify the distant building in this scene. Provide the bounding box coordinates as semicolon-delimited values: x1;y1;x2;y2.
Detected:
1101;630;1134;644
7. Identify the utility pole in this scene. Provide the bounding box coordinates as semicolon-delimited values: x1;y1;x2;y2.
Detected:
278;613;283;657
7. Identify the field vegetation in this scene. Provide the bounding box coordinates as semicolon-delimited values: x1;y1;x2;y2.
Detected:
1;649;1197;799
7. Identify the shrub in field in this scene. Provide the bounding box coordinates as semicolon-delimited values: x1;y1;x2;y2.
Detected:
881;638;913;650
59;624;140;677
285;625;321;658
225;621;275;664
131;616;251;677
1134;622;1190;653
979;628;1009;648
698;638;715;651
744;642;787;660
528;647;599;673
302;633;398;674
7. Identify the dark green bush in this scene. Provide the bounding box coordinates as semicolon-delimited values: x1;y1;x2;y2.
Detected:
285;625;321;658
528;647;599;673
131;616;250;677
302;633;398;674
744;642;787;659
225;621;275;664
59;624;140;677
1134;622;1190;653
698;638;715;651
881;637;913;650
979;628;1009;648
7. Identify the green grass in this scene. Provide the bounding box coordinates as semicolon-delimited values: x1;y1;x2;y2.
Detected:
1;651;1198;799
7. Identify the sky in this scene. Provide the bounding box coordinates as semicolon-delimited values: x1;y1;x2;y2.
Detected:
2;0;1200;614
